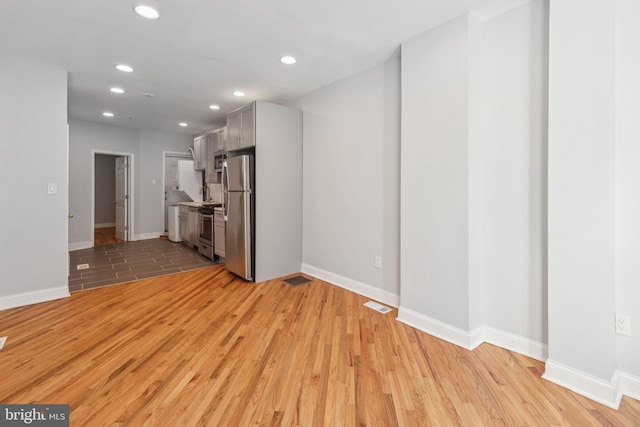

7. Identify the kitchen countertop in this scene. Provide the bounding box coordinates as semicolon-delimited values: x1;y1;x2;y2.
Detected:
178;201;223;208
178;202;204;208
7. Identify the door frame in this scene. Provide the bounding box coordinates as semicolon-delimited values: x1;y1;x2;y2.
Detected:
114;156;128;241
162;150;191;234
91;150;135;247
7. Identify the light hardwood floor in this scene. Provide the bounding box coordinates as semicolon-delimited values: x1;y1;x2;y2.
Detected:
94;227;123;246
1;266;639;426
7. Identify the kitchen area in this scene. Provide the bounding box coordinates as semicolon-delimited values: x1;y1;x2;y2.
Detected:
168;125;227;263
167;100;303;284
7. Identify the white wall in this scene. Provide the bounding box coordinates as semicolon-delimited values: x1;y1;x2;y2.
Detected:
479;0;548;344
288;55;401;306
400;15;471;331
138;130;194;235
545;0;618;406
615;0;640;381
254;102;303;283
69;120;192;246
398;2;549;356
0;57;70;309
94;154;116;225
68;120;139;246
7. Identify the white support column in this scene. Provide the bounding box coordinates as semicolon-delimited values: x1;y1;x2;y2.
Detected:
544;0;618;408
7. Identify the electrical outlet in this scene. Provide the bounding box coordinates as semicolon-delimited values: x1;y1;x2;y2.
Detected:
616;314;631;336
0;336;7;350
374;256;382;269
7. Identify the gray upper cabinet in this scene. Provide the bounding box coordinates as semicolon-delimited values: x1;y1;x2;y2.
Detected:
214;127;226;153
226;103;255;151
193;135;206;170
205;133;216;183
239;106;254;149
227;112;240;151
205;127;227;184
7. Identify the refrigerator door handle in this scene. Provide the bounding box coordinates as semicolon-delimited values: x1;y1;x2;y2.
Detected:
223;191;229;221
222;160;229;221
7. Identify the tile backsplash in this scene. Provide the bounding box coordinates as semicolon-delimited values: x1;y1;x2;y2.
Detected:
207;183;222;203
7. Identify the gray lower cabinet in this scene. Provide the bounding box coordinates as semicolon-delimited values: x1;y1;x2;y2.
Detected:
179;205;199;248
214;210;225;258
179;206;190;243
188;207;199;247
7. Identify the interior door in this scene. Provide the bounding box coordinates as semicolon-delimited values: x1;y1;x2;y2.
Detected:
115;156;128;241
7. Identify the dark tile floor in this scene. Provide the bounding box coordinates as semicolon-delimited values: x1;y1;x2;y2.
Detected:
68;238;217;292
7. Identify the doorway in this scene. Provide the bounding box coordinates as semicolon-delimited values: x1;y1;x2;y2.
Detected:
92;150;134;247
162;151;192;233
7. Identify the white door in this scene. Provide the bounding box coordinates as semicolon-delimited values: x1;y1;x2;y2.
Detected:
115;156;128;241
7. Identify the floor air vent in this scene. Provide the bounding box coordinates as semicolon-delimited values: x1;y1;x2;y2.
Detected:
364;301;392;314
283;275;312;286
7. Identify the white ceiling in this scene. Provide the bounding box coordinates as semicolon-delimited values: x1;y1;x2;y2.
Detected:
0;0;525;136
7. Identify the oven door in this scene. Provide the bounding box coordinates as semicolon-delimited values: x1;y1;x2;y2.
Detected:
198;213;214;259
199;213;213;244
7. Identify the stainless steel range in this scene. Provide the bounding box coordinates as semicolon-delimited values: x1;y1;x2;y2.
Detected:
198;205;219;259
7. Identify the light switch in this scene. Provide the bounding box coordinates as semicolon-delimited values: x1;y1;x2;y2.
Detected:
152;179;157;185
48;183;57;194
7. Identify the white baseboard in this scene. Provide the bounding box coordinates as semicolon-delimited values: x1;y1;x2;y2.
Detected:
95;222;116;228
69;241;92;251
0;286;70;311
397;306;478;350
479;326;548;362
618;371;640;402
396;308;548;362
543;359;622;409
133;232;164;241
69;232;164;250
301;263;400;308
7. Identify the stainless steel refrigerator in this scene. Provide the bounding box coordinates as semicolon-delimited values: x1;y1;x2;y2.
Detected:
222;155;254;280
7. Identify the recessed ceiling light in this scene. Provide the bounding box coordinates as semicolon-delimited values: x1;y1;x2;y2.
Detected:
116;64;134;73
209;104;220;110
110;87;125;94
134;5;160;19
179;122;188;127
103;112;114;117
233;91;245;97
280;56;297;65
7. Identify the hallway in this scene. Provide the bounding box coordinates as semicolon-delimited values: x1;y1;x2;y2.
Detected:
94;227;122;246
